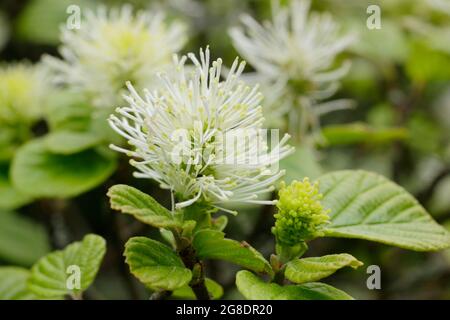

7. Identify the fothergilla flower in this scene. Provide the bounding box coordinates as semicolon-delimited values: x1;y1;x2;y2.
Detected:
229;0;355;134
44;5;187;109
272;178;330;246
108;47;294;211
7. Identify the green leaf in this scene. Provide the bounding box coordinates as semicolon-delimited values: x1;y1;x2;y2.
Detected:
160;228;176;248
11;139;116;198
172;278;223;300
44;131;102;155
0;267;40;300
193;230;273;276
28;234;106;298
0;212;50;266
0;124;28;162
181;220;197;238
318;170;450;251
107;185;180;228
321;123;408;146
285;254;363;284
45;91;92;132
0;165;32;210
236;271;353;300
124;237;192;291
211;215;228;231
280;145;323;184
182;202;215;232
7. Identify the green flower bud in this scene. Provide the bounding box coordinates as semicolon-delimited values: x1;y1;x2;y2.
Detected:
272;178;330;246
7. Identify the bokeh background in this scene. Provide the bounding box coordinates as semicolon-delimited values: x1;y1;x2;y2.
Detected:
0;0;449;299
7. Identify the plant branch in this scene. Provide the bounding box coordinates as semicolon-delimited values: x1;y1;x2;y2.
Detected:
150;290;172;300
69;292;83;300
273;267;286;285
173;229;210;300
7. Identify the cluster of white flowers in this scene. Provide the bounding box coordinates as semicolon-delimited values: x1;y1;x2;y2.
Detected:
109;48;293;211
44;5;187;108
229;0;355;135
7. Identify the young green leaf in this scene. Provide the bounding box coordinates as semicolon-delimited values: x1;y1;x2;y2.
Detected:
11;139;117;198
0;267;40;300
124;237;192;291
0;165;32;210
172;278;223;300
28;234;106;298
107;184;181;228
318;170;450;251
44;90;92;132
44;131;102;155
236;270;353;300
182;203;215;232
0;212;50;266
193;230;273;276
211;215;228;232
160;228;176;248
285;254;363;284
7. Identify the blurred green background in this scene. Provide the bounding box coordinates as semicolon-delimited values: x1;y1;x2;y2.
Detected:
0;0;449;299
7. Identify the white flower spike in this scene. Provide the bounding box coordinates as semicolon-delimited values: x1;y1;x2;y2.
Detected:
44;5;187;109
109;47;294;211
229;0;355;134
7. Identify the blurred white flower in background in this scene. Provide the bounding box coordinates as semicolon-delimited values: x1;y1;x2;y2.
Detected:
109;48;293;211
0;63;49;160
427;0;450;14
44;5;187;109
163;0;206;19
229;0;355;138
0;63;48;126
